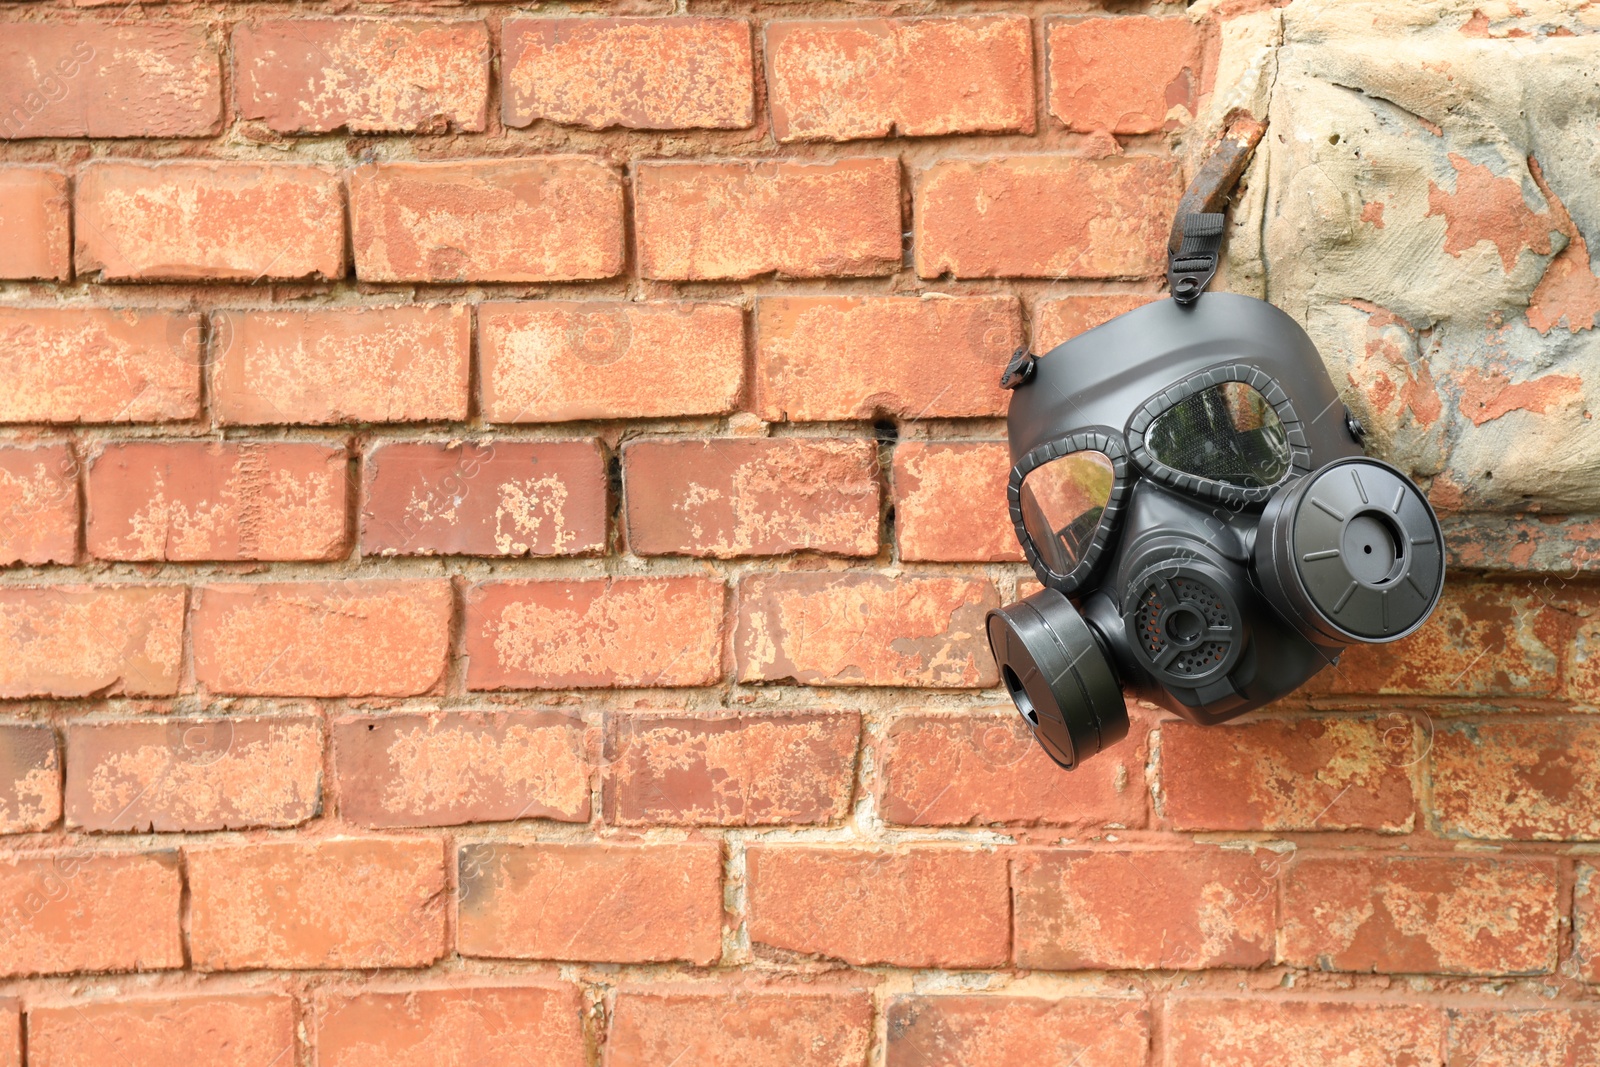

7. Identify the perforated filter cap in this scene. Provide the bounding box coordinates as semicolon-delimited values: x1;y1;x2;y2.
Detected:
1257;458;1445;645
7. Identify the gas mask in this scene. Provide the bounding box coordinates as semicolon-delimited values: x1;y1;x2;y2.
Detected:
986;121;1445;770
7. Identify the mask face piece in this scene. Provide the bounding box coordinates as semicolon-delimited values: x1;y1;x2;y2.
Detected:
987;293;1445;770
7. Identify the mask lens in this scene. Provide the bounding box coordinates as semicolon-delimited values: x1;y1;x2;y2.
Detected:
1147;381;1290;487
1019;451;1115;576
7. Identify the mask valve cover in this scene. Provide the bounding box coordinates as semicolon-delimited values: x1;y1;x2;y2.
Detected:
1125;561;1244;696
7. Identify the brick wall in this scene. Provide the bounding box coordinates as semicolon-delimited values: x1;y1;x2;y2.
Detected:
1;0;1598;1064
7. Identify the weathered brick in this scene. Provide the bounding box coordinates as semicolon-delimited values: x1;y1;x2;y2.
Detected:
893;442;1022;562
0;1000;13;1067
1431;719;1600;840
1166;998;1446;1067
187;838;448;971
0;443;77;565
1568;863;1600;982
466;577;725;690
1308;582;1562;697
192;581;452;697
636;158;901;280
458;842;722;964
0;23;220;139
1446;1008;1600;1067
362;440;607;557
64;715;322;832
234;18;490;133
216;306;470;426
0;586;184;699
608;987;872;1067
333;709;590;827
1280;855;1559;976
0;723;58;833
604;711;859;826
86;441;348;561
27;995;296;1067
1012;848;1276;970
622;438;880;557
0;307;199;424
734;573;998;688
0;167;68;279
349;159;624;282
885;995;1150;1067
767;16;1033;142
481;301;744;423
1046;16;1204;133
915;156;1180;279
1159;715;1419;833
755;295;1018;421
317;984;586;1067
1033;294;1162;351
0;849;182;977
504;17;753;130
878;710;1147;828
747;846;1009;968
1564;602;1600;703
76;162;343;282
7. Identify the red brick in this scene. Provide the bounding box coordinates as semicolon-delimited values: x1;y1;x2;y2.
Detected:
87;441;348;561
76;162;343;282
0;23;220;139
747;846;1009;967
622;438;880;557
187;838;448;971
1012;848;1276;970
0;307;200;424
893;442;1022;562
1166;998;1446;1067
915;156;1180;279
0;849;182;977
466;577;725;690
1431;719;1600;840
1034;294;1162;351
0;443;77;565
878;710;1147;828
234;18;489;133
1047;16;1203;134
636;158;901;280
63;715;322;832
0;167;68;279
734;573;998;688
604;711;858;826
885;995;1150;1067
1159;715;1419;833
481;301;744;422
333;709;591;827
1447;1008;1600;1067
362;440;607;557
1280;854;1558;976
504;17;753;130
317;984;586;1067
216;306;470;426
349;159;623;282
27;995;296;1067
0;586;183;699
1559;588;1600;703
767;16;1033;142
607;987;872;1067
1308;582;1561;697
0;1000;13;1067
1569;863;1600;981
0;723;59;833
192;581;452;697
755;295;1018;421
458;842;722;964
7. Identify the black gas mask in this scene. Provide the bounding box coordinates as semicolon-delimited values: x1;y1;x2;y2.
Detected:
986;121;1444;771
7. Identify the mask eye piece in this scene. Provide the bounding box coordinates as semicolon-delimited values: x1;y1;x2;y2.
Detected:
1146;381;1290;488
1019;451;1115;577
